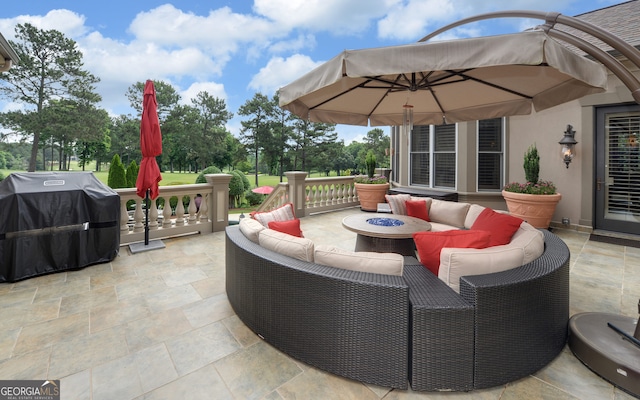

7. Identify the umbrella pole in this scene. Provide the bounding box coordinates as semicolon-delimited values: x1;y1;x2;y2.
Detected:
145;189;150;246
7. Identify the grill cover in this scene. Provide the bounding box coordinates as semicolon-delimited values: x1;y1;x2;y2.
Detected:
0;172;120;282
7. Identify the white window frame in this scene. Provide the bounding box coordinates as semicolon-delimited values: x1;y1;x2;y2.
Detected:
409;124;457;189
476;117;506;192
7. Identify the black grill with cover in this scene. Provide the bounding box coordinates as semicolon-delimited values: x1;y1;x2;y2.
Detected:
0;172;120;282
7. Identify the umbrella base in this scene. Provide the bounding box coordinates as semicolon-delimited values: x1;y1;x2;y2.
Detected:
129;239;165;254
569;312;640;397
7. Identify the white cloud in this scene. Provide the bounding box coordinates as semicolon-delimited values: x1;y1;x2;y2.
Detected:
269;34;317;54
378;0;457;41
253;0;391;35
0;9;88;40
248;54;324;94
181;81;227;105
128;5;283;57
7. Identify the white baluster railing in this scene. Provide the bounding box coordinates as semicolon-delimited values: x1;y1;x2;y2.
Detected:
116;174;232;245
253;173;359;216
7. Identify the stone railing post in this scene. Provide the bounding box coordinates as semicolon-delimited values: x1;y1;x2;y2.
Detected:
285;171;308;217
205;174;233;232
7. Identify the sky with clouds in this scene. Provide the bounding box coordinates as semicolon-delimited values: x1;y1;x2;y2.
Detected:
0;0;627;143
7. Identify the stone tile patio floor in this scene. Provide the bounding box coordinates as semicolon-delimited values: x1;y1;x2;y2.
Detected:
0;207;638;399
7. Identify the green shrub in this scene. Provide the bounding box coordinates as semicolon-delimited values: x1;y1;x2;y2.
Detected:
126;160;139;188
245;190;263;206
365;150;376;178
229;170;247;208
523;144;540;184
195;166;222;184
107;154;127;189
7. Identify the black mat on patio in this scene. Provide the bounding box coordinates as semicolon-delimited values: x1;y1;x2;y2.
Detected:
589;232;640;249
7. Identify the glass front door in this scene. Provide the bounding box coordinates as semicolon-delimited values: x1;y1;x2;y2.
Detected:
595;104;640;234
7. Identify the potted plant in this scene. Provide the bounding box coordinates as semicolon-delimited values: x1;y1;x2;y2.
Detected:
502;144;562;229
354;151;390;211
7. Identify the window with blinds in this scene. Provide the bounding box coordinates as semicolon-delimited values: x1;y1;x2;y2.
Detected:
434;124;456;188
409;124;456;188
410;125;430;185
605;112;640;220
477;118;504;191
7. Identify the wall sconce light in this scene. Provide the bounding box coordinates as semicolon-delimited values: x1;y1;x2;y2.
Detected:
559;124;578;168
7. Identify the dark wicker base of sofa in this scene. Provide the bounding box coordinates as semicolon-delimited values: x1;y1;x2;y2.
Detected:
225;226;570;391
225;226;410;389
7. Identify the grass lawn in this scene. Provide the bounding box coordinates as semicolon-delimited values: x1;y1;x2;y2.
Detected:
0;165;344;215
1;163;334;188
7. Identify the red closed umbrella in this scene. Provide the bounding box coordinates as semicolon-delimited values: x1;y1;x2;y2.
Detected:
135;80;163;246
136;80;162;200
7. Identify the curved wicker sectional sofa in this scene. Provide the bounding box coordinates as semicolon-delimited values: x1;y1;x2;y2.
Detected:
224;223;570;391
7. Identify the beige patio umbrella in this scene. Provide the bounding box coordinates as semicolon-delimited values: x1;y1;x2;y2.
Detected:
279;30;607;126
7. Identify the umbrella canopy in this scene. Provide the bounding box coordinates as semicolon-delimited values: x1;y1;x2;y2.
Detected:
252;186;274;195
136;80;163;200
279;31;608;126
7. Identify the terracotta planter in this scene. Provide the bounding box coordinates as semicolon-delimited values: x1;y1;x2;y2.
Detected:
502;190;562;229
355;183;390;211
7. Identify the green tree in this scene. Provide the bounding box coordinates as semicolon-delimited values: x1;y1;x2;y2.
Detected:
364;128;390;168
238;93;274;186
266;92;294;181
125;80;181;123
345;141;366;173
189;91;233;170
333;146;355;176
162;105;195;173
0;23;100;172
109;115;140;166
229;170;247;208
107;154;127;189
291;117;338;173
126;160;139;188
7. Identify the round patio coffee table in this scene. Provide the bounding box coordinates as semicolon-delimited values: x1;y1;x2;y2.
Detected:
342;213;431;256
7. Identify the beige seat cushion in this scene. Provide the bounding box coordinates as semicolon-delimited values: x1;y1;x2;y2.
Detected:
259;228;314;262
314;245;404;276
239;217;265;243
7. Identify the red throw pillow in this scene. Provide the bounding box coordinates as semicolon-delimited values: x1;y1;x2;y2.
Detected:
406;199;430;221
413;230;492;276
471;208;523;247
268;218;303;237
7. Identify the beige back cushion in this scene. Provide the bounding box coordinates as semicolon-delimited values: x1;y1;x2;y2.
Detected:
314;245;404;276
253;203;296;227
385;194;411;215
464;204;486;229
258;228;314;262
429;200;471;228
239;217;266;243
509;222;545;264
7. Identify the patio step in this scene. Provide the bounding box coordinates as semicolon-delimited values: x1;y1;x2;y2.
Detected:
590;229;640;248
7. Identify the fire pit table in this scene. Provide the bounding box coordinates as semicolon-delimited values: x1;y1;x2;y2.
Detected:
342;213;431;256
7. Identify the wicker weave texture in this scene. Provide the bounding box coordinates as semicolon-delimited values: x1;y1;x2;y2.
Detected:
226;226;410;389
460;229;570;389
404;263;474;391
225;225;570;392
